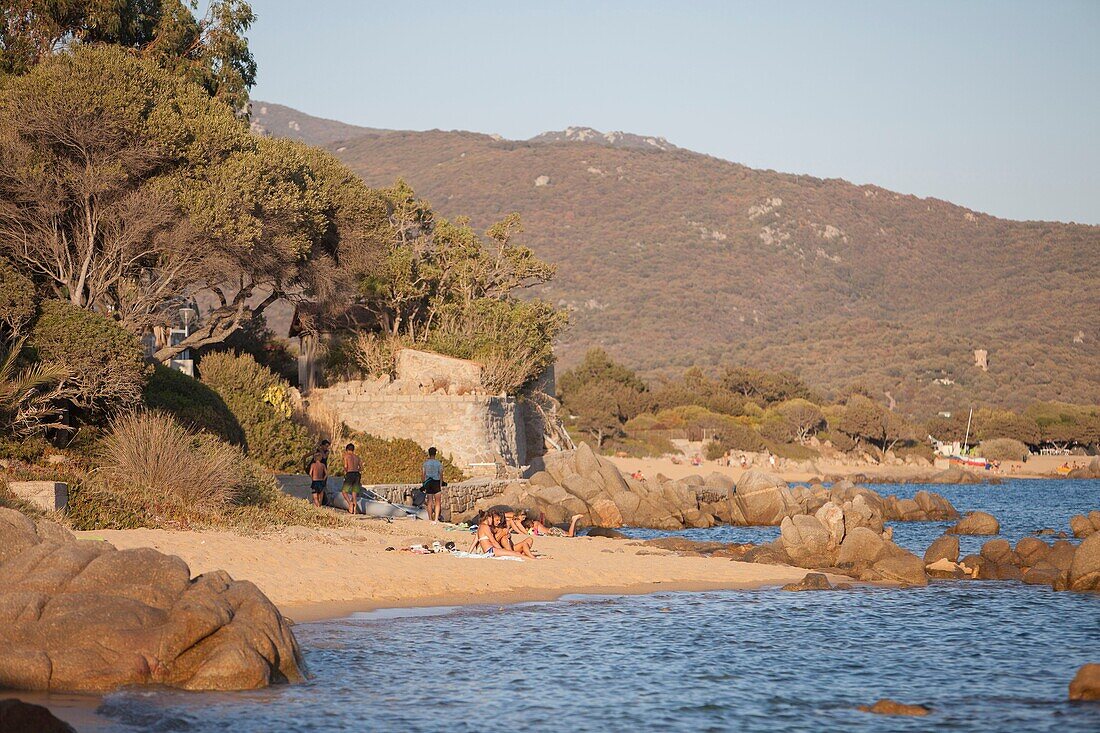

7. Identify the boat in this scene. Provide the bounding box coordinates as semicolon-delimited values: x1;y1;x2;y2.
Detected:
949;454;990;470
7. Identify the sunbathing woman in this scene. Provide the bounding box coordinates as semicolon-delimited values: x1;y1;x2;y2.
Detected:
475;511;530;558
520;510;585;538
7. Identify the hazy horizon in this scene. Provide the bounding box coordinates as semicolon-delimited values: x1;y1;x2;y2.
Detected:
247;0;1099;225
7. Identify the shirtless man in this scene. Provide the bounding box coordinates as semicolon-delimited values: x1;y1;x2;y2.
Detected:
308;454;328;507
341;443;363;514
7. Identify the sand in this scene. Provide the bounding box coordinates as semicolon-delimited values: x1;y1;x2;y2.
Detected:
75;520;842;623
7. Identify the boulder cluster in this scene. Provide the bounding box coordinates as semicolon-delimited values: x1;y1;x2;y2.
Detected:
742;497;931;587
1070;511;1100;539
484;445;960;532
920;527;1100;592
0;508;304;693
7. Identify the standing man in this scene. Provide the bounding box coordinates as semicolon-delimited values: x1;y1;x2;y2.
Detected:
308;453;328;507
341;443;363;514
422;446;444;523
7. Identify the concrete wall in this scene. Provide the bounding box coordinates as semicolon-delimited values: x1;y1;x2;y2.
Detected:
308;382;527;472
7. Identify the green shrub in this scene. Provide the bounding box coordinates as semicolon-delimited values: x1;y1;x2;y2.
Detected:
144;363;244;445
980;438;1029;462
0;435;50;463
764;441;820;461
198;351;315;472
896;442;934;462
704;440;728;461
609;434;678;458
340;431;465;484
0;259;37;336
714;422;767;453
29;299;149;421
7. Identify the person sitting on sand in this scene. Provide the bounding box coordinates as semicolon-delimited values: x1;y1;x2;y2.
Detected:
341;443;363;515
308;454;328;507
475;511;530;558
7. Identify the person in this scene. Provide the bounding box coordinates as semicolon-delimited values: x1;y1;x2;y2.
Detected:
502;510;536;556
524;510;584;538
316;439;331;465
474;511;527;558
341;443;363;515
422;446;444;522
308;454;328;507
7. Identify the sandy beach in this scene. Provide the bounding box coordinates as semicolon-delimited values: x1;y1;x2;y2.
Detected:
77;520;843;623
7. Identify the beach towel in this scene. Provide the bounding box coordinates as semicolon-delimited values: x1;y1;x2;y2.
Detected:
447;550;524;562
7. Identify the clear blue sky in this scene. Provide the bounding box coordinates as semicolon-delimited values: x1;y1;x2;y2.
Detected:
246;0;1100;224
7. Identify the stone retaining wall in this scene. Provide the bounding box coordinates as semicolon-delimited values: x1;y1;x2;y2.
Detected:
308;383;528;473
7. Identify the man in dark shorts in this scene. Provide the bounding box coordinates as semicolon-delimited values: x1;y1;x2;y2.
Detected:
341;443;363;515
308;453;328;507
421;446;444;522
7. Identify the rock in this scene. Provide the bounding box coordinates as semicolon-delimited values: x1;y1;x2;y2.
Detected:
1069;663;1100;701
837;527;886;569
732;471;799;525
894;497;924;521
585;496;624;527
779;514;835;566
742;543;791;565
1014;537;1052;567
857;699;930;716
0;508;304;692
926;558;967;579
980;538;1020;566
527;470;557;489
1021;562;1062;587
1068;532;1100;591
814;502;846;546
584;527;626;539
561;473;604;503
959;554;983;577
975;560;1023;581
780;572;834;591
1069;512;1100;539
841;494;884;535
703;472;736;491
948;511;1000;535
871;552;929;586
923;535;960;565
642;537;728;555
0;699;76;733
1066;456;1100;479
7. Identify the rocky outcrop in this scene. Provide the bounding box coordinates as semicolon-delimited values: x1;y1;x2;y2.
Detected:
948;511;1000;535
0;508;304;693
924;535;959;565
730;471;800;525
1069;663;1100;701
747;502;928;586
1068;533;1100;591
0;699;75;733
781;572;844;592
1070;511;1100;539
857;699;931;716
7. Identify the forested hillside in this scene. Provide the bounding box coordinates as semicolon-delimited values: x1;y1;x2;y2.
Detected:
252;104;1100;417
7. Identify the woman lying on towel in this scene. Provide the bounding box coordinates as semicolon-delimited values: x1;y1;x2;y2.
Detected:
475;510;533;558
509;509;584;538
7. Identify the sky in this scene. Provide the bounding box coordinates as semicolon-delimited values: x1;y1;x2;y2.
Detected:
246;0;1100;225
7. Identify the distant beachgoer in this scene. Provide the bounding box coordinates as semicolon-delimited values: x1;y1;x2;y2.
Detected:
739;454;748;469
308;454;328;507
422;447;444;522
768;454;777;468
341;443;363;515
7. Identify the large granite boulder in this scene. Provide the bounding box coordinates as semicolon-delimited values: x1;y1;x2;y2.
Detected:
779;514;835;566
1068;532;1100;592
0;508;304;693
1069;663;1100;701
948;511;1000;536
731;471;799;525
923;535;960;565
1014;537;1052;567
1069;511;1100;539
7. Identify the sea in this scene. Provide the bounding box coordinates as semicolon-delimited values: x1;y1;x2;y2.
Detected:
26;479;1100;731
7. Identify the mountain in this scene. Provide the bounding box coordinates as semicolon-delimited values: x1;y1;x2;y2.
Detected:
253;102;1100;416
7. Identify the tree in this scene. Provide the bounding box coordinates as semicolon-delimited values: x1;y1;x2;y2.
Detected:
559;348;648;447
0;46;385;361
720;367;818;405
974;409;1041;446
1;0;257;109
774;398;825;444
836;395;912;453
0;257;36;338
28;299;149;421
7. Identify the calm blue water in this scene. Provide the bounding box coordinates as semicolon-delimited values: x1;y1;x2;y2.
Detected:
86;480;1100;731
